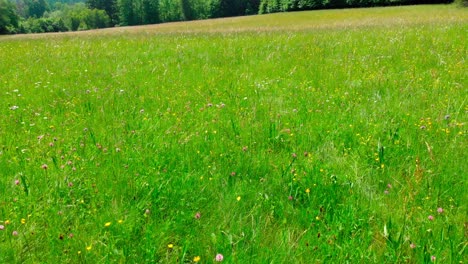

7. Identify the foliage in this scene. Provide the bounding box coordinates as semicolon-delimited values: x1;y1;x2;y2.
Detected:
17;3;110;33
86;0;118;24
0;0;19;34
0;5;467;263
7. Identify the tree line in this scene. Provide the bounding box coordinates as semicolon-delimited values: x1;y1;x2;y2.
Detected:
0;0;457;34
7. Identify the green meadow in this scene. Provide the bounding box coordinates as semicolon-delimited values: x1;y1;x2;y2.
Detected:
0;4;467;263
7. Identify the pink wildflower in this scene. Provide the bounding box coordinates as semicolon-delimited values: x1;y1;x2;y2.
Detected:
215;254;223;262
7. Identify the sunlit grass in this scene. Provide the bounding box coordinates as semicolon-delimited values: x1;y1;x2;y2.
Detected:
0;4;467;263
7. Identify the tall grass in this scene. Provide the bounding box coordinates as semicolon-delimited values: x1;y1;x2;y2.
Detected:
0;4;466;263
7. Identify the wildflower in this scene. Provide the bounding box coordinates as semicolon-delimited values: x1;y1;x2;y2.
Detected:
21;218;26;224
437;207;443;214
410;243;416;249
118;219;123;224
194;212;201;219
9;105;19;110
292;153;297;158
428;215;434;221
104;222;111;227
237;196;241;201
288;196;293;201
68;182;73;187
5;220;11;225
230;172;236;176
86;245;92;251
384;190;389;195
387;183;392;189
193;256;201;262
431;256;436;262
306;188;310;194
215;253;224;262
168;244;174;249
12;231;18;236
304;151;309;157
145;209;151;215
15;179;20;185
69;233;74;238
0;225;4;230
41;164;48;170
242;146;248;152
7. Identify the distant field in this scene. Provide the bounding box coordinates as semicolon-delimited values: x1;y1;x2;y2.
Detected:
0;4;467;263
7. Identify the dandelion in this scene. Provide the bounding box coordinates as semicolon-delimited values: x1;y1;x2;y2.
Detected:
193;256;201;262
437;207;443;214
4;220;10;225
168;244;174;249
237;196;241;201
215;253;224;262
194;212;201;219
104;222;111;227
86;245;92;251
118;219;123;224
428;215;434;221
306;188;310;194
21;218;26;224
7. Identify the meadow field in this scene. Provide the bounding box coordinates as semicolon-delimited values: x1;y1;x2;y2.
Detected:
0;4;467;263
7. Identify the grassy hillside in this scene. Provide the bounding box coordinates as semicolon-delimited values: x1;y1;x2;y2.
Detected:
0;4;467;263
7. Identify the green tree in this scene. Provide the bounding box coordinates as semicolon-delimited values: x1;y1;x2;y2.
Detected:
27;0;49;18
86;0;118;24
180;0;194;20
0;0;19;34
